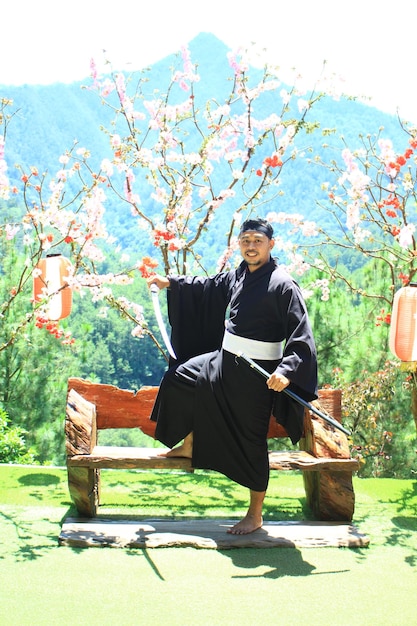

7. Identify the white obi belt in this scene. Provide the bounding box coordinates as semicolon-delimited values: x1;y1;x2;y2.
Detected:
222;330;282;361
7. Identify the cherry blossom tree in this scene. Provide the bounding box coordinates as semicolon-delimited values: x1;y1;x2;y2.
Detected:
0;46;334;355
2;43;416;362
304;128;417;310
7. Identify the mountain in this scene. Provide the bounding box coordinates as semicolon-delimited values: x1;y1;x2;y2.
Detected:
0;32;407;263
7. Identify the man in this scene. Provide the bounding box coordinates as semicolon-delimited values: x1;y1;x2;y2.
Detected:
148;217;317;535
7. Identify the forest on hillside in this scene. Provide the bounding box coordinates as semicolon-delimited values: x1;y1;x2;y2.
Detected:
1;33;416;477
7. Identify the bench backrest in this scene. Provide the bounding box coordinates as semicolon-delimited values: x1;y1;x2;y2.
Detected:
67;377;342;442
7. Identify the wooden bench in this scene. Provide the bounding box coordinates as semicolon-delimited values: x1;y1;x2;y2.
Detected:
65;378;359;521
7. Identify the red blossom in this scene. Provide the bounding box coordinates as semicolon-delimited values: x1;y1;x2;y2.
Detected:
382;194;400;211
263;155;282;168
35;315;75;345
398;272;410;286
388;161;400;173
256;169;263;177
375;309;391;326
137;255;159;278
153;229;176;247
143;256;158;268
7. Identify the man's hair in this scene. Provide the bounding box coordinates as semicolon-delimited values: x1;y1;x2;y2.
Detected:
239;217;274;239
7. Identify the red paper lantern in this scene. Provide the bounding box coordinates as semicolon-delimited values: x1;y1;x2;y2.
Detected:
33;254;73;321
389;284;417;361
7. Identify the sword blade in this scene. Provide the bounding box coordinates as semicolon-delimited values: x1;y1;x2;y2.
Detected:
150;284;177;360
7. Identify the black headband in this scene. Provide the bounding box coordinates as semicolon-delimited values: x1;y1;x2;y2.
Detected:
239;220;274;239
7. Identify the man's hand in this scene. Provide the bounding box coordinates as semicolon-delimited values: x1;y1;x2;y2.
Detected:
147;275;170;290
266;372;290;392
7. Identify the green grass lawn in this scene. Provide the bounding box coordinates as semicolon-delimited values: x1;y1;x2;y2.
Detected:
0;464;416;626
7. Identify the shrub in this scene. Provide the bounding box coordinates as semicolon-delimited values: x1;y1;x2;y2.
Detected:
0;407;36;464
332;361;417;477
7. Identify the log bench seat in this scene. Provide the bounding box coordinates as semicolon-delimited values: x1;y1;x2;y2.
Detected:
65;378;359;521
68;446;358;473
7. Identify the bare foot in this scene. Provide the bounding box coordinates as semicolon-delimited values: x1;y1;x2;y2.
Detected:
227;513;263;535
159;442;193;459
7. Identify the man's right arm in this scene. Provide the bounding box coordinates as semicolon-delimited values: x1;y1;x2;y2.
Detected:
147;274;170;290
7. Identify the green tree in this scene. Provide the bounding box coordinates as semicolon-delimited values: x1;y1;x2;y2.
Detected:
0;407;35;464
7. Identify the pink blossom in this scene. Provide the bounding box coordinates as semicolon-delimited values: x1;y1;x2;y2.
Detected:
280;89;291;104
151;186;168;204
110;134;121;149
59;153;70;165
218;189;236;200
216;240;239;272
300;221;319;237
101;79;115;97
100;158;113;176
5;224;20;240
0;137;9;199
297;98;309;113
115;73;127;101
346;202;360;229
398;223;416;248
341;148;355;171
353;226;371;244
90;58;98;86
308;278;330;301
227;49;249;75
171;47;200;91
285;252;311;276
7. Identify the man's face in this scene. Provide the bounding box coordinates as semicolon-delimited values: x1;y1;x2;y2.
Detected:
238;230;274;272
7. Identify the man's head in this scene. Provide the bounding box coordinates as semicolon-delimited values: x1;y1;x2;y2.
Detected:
238;217;275;272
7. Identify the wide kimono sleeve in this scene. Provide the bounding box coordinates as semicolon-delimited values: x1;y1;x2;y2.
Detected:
271;276;318;444
167;273;232;364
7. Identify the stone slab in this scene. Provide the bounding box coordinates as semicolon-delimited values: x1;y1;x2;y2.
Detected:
59;517;370;549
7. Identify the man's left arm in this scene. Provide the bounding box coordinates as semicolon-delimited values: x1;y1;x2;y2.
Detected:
266;371;290;393
269;281;318;400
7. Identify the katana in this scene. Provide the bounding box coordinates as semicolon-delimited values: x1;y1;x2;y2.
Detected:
150;283;177;360
237;352;351;437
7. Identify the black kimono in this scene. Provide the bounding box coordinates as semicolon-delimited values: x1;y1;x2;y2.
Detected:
150;257;318;492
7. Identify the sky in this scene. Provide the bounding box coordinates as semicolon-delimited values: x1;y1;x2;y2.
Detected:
1;0;416;122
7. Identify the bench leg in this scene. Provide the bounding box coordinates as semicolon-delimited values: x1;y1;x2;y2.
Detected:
303;470;355;521
67;466;100;517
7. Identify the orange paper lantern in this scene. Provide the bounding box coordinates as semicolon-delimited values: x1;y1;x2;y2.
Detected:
33;254;73;321
389;284;417;361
